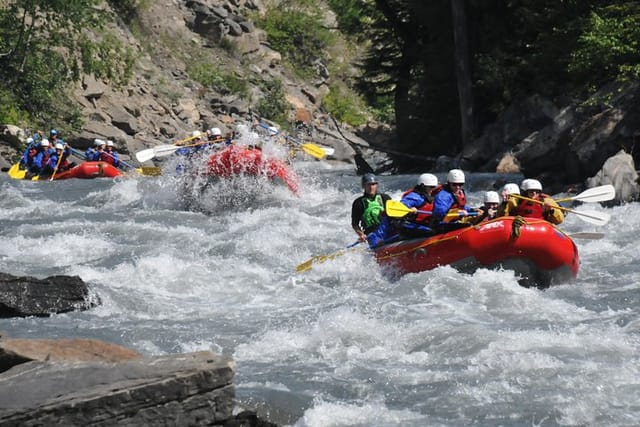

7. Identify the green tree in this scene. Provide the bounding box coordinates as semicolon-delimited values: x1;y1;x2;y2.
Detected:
0;0;133;128
256;0;334;78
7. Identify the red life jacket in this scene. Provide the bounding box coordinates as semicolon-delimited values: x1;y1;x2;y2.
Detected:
401;186;437;223
100;152;115;165
439;186;467;223
512;194;550;218
452;188;467;209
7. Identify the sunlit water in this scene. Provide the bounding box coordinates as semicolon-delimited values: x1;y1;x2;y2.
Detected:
0;160;638;427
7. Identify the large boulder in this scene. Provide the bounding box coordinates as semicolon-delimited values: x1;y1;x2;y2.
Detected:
0;273;97;317
586;149;640;205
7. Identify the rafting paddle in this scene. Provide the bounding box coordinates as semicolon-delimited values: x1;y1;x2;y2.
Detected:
135;144;180;162
385;200;479;219
135;137;225;162
510;194;610;226
8;163;27;180
257;122;328;160
568;232;605;240
555;184;615;203
49;148;65;181
296;241;362;273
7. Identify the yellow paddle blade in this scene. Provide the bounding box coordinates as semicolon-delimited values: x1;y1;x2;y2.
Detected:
296;250;347;272
301;143;326;160
296;242;362;272
8;163;26;180
136;166;162;176
385;200;413;218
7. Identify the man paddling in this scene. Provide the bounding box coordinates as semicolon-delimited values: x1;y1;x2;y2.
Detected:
512;179;564;224
430;169;478;232
397;173;439;238
351;173;390;242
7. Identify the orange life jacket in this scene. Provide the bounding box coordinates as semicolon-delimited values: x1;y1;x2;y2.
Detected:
512;194;549;218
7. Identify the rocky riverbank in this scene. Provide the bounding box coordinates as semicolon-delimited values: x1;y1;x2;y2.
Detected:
0;271;276;426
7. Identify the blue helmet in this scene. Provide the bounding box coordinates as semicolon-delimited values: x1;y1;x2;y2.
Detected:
50;129;58;136
361;173;377;185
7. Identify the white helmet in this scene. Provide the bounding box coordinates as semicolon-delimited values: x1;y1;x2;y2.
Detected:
94;138;105;146
191;130;202;138
55;143;64;150
26;137;34;144
521;178;542;191
502;183;520;195
106;140;114;147
40;138;50;147
417;173;438;187
210;127;222;137
484;191;500;204
447;169;465;184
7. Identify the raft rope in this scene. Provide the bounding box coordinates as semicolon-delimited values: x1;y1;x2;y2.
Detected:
375;216;556;262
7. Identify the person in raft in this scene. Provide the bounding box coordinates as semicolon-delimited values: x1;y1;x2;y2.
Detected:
43;142;73;176
397;173;440;238
469;190;501;224
351;173;391;243
430;168;479;232
366;172;439;248
101;140;121;167
511;178;564;224
496;183;520;217
25;138;52;179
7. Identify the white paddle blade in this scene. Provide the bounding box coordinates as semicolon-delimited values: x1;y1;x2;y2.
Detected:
557;184;616;203
135;148;155;162
152;145;182;158
573;184;616;203
571;209;610;226
320;146;335;156
135;145;180;162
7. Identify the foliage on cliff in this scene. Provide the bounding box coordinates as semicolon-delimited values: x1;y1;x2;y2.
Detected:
1;0;640;165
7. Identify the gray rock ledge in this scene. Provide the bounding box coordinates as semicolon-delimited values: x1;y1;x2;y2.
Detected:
0;350;237;426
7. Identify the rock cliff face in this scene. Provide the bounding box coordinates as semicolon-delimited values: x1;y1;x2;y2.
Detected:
0;0;365;169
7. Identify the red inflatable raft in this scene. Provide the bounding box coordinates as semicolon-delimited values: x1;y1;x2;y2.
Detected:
206;145;299;194
373;216;579;287
52;161;122;180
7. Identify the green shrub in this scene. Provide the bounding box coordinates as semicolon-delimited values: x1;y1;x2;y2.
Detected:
107;0;152;24
0;89;29;126
79;34;136;88
257;79;288;124
255;3;333;77
323;85;367;126
569;5;640;88
187;62;249;98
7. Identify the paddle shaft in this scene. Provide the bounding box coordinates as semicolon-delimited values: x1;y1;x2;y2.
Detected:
510;193;608;223
386;200;479;219
257;122;325;159
49;150;65;181
296;241;362;273
137;137;226;162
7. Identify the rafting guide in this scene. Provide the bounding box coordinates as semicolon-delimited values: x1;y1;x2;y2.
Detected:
351;173;391;242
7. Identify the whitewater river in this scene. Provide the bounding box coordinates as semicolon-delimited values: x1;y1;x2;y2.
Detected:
0;161;638;427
